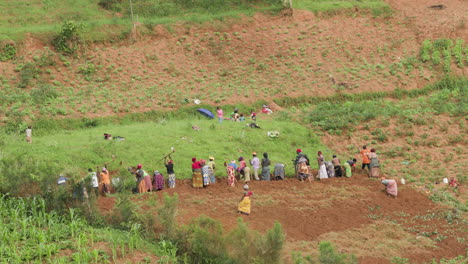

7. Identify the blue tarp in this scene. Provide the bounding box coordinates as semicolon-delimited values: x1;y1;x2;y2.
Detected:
197;109;214;119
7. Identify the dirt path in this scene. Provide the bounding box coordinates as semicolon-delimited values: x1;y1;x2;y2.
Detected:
97;172;467;263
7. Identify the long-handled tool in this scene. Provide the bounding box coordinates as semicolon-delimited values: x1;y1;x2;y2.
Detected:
157;147;175;162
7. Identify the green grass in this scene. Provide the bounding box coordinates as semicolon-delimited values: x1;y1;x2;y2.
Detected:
0;194;160;263
0;0;111;41
1;118;327;181
294;0;392;16
0;0;282;42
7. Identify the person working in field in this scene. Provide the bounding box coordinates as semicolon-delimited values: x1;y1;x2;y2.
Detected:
261;153;271;181
226;160;238;187
250;152;261;181
152;170;164;191
192;158;203;188
238;184;253;216
343;160;352;177
207;156;216;183
238;157;251;183
164;158;176;188
294;149;310;181
332;155;343;177
360;145;371;171
326;160;335;178
200;159;211;187
274;163;285;180
367;148;380;178
381;176;398;198
317;151;328;179
134;164;148;193
99;167;111;195
88;168;99;196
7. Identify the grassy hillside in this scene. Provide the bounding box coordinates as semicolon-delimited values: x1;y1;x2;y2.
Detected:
0;118;327;194
0;0;394;41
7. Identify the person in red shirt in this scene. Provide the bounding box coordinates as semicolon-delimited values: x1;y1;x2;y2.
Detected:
360;145;371;170
192;158;203;188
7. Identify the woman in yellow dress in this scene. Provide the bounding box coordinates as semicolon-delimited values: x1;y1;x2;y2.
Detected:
238;184;253;215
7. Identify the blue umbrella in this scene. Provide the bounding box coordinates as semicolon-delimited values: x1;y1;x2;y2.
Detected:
197;108;214;119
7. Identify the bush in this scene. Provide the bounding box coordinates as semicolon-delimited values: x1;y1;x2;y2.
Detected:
157;193;179;240
0;42;16;61
53;21;84;55
18;62;40;88
178;215;232;264
227;218;285;264
31;84;59;104
318;241;357;264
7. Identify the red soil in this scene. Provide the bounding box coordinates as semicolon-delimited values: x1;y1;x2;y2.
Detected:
97;172;467;263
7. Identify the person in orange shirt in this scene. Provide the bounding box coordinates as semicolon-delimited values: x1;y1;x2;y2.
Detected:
360;145;371;170
100;167;111;194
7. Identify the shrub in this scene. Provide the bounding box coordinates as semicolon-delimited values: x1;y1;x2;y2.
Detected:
227;219;285;264
178;215;232;264
157;193;179;240
318;241;358;264
53;21;84;55
31;84;59;104
431;50;441;65
0;42;16;61
18;62;40;88
420;40;432;62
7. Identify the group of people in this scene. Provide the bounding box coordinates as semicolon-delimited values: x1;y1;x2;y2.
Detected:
216;105;274;123
129;157;176;193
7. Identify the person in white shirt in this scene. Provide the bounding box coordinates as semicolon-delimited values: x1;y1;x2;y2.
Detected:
25;126;32;143
249;152;260;180
88;168;99;196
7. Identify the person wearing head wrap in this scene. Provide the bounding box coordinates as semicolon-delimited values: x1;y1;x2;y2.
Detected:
261;153;271;181
135;164;148;193
153;170;164;191
207;156;216;183
100;167;111;194
238;156;251;183
250;152;261;180
227;160;237;187
274;163;285;180
317;151;328;179
368;148;380;178
294;149;311;181
238;184;253;215
381;176;398;197
164;158;176;188
191;158;203;188
200;159;210;187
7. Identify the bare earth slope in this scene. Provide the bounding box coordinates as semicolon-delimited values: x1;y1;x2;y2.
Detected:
0;3;466;120
98;173;467;263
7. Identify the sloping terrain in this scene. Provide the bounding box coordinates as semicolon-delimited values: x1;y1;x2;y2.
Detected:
97;173;467;263
0;1;466;121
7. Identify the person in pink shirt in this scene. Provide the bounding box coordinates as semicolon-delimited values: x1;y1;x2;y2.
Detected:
216;106;223;123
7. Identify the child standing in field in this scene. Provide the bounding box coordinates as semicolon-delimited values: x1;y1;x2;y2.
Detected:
216;106;223;123
250;110;256;122
25;126;32;143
